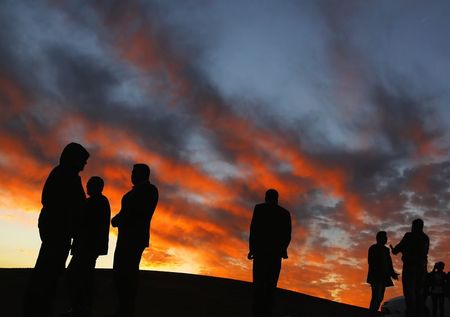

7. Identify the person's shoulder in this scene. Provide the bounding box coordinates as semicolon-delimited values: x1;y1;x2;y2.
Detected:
369;243;385;252
277;205;290;216
100;194;110;203
150;183;158;192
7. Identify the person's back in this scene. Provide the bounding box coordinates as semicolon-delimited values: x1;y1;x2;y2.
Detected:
397;231;429;267
250;202;291;258
391;218;430;317
72;176;111;257
39;159;87;242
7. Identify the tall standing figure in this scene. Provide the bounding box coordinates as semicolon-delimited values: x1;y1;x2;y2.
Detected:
391;218;430;317
110;164;158;317
366;231;399;316
248;189;292;317
23;142;90;317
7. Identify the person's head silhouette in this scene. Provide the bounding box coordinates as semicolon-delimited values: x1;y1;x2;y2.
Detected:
435;261;445;272
411;218;424;233
376;231;388;245
131;163;150;186
265;189;279;204
87;176;104;197
59;142;90;172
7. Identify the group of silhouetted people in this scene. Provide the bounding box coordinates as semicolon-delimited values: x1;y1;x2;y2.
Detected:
367;219;450;317
23;142;450;317
23;143;158;317
22;142;292;317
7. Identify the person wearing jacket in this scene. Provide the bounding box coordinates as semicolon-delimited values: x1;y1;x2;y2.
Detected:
248;189;292;317
23;142;89;317
391;218;430;317
367;231;399;316
109;164;158;317
64;176;111;317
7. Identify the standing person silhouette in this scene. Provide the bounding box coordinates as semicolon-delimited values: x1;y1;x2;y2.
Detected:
428;262;446;317
64;176;111;317
23;142;90;317
367;231;399;316
108;164;158;317
248;189;291;317
391;218;430;317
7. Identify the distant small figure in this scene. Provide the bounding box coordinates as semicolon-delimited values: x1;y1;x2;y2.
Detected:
446;270;450;305
64;176;111;317
23;142;90;317
427;262;446;317
109;164;158;317
391;218;430;317
366;231;399;316
248;189;292;317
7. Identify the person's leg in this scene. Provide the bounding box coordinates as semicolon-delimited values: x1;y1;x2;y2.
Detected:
431;295;438;317
265;257;281;317
114;244;144;317
23;240;70;317
369;283;385;315
438;294;444;317
82;255;97;317
402;266;417;317
252;257;267;317
416;266;427;317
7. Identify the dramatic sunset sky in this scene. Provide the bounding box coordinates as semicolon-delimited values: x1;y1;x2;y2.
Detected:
1;0;450;308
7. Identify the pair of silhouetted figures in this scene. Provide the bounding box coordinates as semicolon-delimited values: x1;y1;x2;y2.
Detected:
22;143;159;317
23;142;292;317
367;219;449;317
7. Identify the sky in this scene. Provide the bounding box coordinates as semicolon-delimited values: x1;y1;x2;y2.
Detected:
1;0;450;308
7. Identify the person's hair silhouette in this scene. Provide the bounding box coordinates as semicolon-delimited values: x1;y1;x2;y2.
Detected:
108;163;158;317
248;188;292;317
391;218;430;317
366;231;399;316
64;175;111;317
23;142;89;317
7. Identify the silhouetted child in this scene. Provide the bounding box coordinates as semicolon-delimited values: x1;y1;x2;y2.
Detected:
427;262;446;317
64;176;111;317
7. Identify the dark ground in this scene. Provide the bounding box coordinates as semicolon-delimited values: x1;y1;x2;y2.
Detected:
1;268;371;317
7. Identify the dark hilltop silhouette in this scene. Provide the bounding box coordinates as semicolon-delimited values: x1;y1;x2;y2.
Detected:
6;268;371;317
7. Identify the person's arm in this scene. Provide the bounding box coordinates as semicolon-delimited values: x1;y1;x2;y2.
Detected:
248;206;258;260
391;233;407;255
282;212;292;259
99;198;111;254
111;192;129;227
387;248;399;279
368;246;375;267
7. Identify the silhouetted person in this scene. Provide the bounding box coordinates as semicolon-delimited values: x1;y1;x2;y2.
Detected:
248;189;291;317
108;164;158;317
64;176;111;317
23;142;90;317
367;231;399;316
391;218;430;317
446;271;450;306
427;262;446;317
